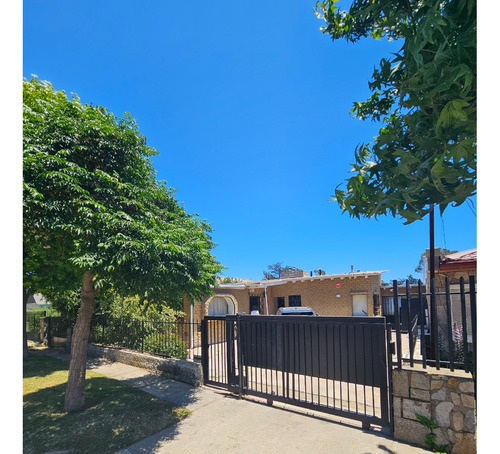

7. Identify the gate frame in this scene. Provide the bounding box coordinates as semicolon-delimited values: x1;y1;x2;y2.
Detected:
202;314;393;430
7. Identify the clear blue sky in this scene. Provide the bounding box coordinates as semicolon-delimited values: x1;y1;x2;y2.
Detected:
22;0;477;283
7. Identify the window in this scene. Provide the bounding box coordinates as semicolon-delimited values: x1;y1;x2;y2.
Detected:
249;296;261;313
277;297;285;309
288;295;301;307
382;296;402;316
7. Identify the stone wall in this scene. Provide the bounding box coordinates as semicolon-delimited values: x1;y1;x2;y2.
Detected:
87;344;203;387
393;366;476;454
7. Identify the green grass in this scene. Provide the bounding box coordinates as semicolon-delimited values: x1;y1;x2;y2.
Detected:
23;352;190;454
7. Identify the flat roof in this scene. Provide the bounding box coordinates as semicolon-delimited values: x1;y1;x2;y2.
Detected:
214;270;387;290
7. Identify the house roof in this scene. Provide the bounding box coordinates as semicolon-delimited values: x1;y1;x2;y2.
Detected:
215;270;387;290
439;248;477;272
441;248;477;263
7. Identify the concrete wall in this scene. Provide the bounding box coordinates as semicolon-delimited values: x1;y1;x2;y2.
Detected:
392;366;476;454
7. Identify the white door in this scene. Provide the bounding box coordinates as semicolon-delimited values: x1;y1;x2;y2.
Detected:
352;294;368;316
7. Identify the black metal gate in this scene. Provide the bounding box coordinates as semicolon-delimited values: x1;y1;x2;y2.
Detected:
202;315;392;429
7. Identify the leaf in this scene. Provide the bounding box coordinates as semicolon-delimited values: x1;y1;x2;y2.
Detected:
436;99;469;131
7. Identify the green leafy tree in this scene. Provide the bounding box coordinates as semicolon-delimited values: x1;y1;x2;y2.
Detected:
23;78;222;411
262;263;300;280
315;0;476;224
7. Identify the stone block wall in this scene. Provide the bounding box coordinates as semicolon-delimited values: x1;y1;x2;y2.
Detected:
393;366;476;454
88;344;203;387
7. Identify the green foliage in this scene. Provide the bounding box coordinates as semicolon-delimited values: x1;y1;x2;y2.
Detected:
262;262;301;280
23;77;222;308
415;413;450;453
315;0;476;224
107;295;185;321
142;332;187;359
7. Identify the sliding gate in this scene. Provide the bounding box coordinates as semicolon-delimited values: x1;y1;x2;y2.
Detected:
202;315;391;429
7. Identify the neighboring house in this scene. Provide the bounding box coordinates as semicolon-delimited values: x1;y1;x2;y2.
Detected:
183;269;387;324
423;247;477;289
26;293;51;310
423;247;477;348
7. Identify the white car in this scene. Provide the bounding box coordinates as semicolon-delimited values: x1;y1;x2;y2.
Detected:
276;307;318;316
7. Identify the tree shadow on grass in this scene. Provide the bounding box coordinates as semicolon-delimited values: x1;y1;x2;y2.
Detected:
23;374;187;454
23;351;69;379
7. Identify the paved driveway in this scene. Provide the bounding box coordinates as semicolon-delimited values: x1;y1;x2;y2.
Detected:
42;349;429;453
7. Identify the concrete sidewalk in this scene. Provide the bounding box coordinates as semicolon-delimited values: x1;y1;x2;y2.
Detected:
44;349;429;454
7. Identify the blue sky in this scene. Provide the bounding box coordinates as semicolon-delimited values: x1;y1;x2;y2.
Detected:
22;0;477;283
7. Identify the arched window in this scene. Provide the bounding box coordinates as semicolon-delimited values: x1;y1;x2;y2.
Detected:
208;296;236;316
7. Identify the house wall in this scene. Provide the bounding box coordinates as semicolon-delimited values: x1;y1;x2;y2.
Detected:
265;275;381;316
185;274;383;321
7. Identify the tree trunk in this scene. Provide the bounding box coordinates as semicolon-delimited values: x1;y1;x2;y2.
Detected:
64;270;96;412
23;288;29;360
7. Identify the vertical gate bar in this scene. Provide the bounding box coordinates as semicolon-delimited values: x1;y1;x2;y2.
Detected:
283;320;287;399
317;322;321;407
252;321;257;390
248;319;253;391
445;277;455;371
338;324;343;410
214;319;217;382
469;275;477;395
237;315;243;398
201;318;208;384
326;322;330;408
353;324;358;414
293;322;297;400
303;322;307;401
260;320;264;394
385;322;393;433
304;323;314;402
266;322;276;394
211;319;215;381
220;319;224;382
361;324;367;417
418;280;427;368
332;323;337;409
224;318;228;384
393;280;402;369
261;321;265;394
371;325;376;416
347;324;352;412
459;277;470;372
406;281;414;367
226;317;233;389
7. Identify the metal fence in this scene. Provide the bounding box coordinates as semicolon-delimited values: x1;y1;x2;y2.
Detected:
391;276;476;383
26;311;46;342
89;315;202;360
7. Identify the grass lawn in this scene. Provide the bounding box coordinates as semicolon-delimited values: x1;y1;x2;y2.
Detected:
23;351;190;454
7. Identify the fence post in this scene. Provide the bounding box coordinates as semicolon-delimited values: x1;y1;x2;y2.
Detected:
445;276;454;371
459;277;470;373
141;320;145;353
469;275;477;396
405;281;414;366
393;280;402;369
47;317;52;347
430;278;440;369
